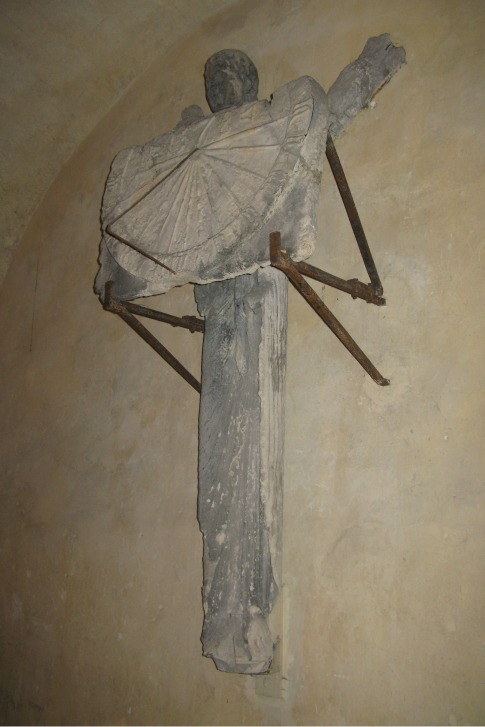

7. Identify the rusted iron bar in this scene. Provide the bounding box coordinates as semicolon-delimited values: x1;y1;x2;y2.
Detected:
103;282;201;393
269;233;389;386
326;133;383;296
293;260;385;306
123;301;205;333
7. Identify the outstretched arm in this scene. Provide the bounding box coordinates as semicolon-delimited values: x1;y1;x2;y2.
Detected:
327;33;406;138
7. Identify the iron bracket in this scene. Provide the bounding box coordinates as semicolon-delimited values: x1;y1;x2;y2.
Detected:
267;133;390;386
103;281;204;393
269;232;389;386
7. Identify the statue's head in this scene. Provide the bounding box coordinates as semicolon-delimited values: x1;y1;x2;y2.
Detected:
205;50;259;112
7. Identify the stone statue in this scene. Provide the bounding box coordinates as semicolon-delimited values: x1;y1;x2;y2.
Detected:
196;49;325;674
95;36;405;674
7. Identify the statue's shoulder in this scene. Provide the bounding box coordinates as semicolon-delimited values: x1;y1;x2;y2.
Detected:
271;75;326;106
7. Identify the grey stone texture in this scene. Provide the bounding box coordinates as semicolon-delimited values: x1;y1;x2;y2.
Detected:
196;267;287;673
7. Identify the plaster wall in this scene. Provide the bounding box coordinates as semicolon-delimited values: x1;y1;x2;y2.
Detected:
0;0;237;286
1;0;485;724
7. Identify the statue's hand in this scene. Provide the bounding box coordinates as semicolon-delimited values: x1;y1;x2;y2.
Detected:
327;33;406;137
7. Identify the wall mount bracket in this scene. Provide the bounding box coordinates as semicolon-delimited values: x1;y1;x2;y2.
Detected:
268;133;389;386
103;281;204;393
269;231;389;386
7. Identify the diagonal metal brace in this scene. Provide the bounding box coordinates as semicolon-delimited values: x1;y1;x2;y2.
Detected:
269;232;389;386
326;133;383;296
103;282;203;393
119;300;205;333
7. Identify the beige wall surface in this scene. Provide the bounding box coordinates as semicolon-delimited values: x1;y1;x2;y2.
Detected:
1;0;485;724
0;0;236;287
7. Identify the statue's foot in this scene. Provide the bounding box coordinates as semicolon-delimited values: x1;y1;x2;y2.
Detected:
203;607;274;674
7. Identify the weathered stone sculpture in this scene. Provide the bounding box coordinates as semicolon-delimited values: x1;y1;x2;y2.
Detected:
95;63;327;299
196;51;326;674
95;36;405;674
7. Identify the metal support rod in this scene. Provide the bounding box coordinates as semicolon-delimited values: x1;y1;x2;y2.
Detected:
326;133;383;295
293;260;385;306
269;233;389;386
122;300;205;333
103;282;201;393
